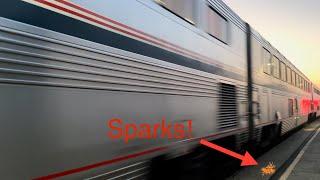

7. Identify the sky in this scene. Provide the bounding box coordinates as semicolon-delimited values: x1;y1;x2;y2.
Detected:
223;0;320;87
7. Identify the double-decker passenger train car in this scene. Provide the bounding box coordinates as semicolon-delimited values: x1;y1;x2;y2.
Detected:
312;86;320;118
0;0;318;179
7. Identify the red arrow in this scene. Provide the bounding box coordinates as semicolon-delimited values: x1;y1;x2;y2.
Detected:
200;139;258;166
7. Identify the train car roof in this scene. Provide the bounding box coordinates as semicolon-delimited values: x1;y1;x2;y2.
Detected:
214;0;311;82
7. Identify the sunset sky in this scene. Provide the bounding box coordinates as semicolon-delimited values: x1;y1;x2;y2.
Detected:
223;0;320;87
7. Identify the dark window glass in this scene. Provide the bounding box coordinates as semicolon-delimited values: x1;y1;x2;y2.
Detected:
280;62;286;81
296;74;299;87
289;99;294;117
295;98;299;113
287;66;292;84
272;56;280;78
157;0;196;24
263;49;272;74
206;6;228;43
292;71;296;86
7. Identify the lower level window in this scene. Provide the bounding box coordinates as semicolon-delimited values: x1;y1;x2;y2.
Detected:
288;99;294;117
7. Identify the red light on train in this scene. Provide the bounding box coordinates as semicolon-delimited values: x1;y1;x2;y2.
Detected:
301;99;311;115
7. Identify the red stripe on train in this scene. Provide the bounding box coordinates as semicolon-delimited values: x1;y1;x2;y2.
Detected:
33;147;167;180
39;0;213;64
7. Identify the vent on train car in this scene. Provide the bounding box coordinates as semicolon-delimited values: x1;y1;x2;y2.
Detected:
217;83;238;129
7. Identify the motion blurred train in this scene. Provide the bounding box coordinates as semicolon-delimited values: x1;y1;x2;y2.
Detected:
1;0;320;179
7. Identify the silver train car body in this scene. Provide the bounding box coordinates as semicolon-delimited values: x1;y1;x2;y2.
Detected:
312;86;320;118
0;0;316;179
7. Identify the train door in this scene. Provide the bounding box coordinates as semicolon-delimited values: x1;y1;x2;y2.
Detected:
260;89;270;123
293;97;299;126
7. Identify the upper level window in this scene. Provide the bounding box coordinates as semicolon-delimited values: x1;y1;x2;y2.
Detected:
156;0;196;24
271;56;280;78
280;62;286;81
305;81;308;91
305;80;307;91
206;6;228;43
295;74;299;88
292;71;296;86
298;76;302;89
286;66;292;84
263;48;272;74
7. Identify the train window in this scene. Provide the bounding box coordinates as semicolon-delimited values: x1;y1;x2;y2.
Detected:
156;0;196;24
304;80;307;91
271;56;280;78
280;62;286;81
309;83;312;92
308;83;311;92
206;5;228;43
263;48;272;74
305;82;308;92
292;71;296;86
291;71;296;86
294;98;299;113
305;81;307;91
287;66;292;84
288;99;294;117
295;74;299;88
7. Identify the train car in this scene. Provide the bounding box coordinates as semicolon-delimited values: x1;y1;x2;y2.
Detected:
0;0;316;179
250;28;313;135
312;86;320;118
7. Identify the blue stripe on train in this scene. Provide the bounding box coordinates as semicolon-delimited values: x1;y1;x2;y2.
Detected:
0;0;245;81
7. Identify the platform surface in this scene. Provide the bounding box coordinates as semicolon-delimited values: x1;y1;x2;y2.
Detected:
228;120;320;180
287;125;320;180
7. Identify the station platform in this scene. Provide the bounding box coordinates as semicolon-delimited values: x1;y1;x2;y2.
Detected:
285;123;320;179
228;119;320;180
